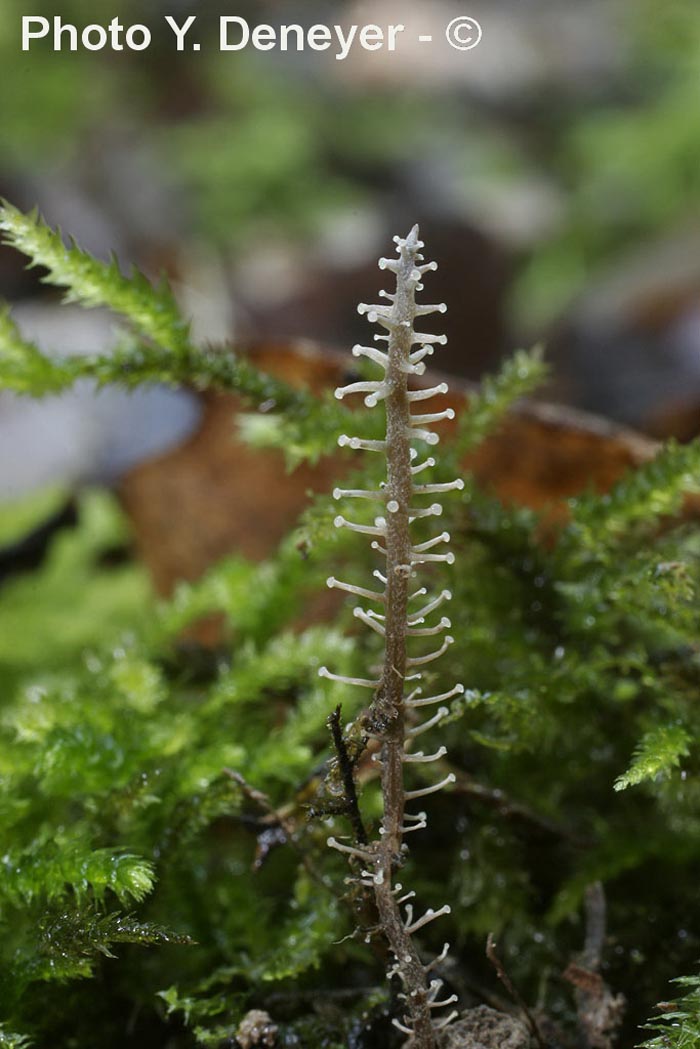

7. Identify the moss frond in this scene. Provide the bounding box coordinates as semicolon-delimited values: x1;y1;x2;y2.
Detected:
452;345;548;457
0;1028;32;1049
569;438;700;548
0;844;155;906
615;724;692;791
640;971;700;1048
0;201;189;354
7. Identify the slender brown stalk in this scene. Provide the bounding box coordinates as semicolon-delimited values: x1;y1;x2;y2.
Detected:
321;227;464;1046
327;704;368;845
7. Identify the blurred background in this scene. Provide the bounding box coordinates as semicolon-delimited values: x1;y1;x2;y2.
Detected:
2;0;700;498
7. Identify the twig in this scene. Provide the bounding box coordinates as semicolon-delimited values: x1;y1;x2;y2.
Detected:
327;705;368;845
224;769;333;892
265;985;382;1006
582;882;606;971
562;882;625;1049
486;933;547;1049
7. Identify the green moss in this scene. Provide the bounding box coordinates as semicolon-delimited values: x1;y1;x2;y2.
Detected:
0;489;151;695
0;203;699;1047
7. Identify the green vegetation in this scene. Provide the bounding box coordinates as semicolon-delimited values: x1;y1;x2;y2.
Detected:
0;205;699;1046
514;0;700;326
641;973;700;1048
